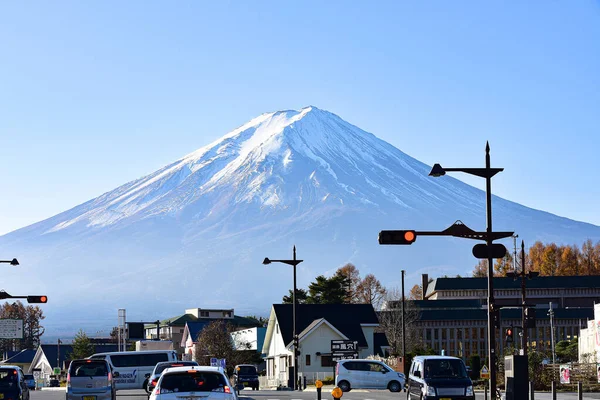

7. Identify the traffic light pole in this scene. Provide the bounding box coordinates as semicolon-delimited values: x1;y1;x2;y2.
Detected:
293;246;298;391
484;144;497;397
520;241;528;356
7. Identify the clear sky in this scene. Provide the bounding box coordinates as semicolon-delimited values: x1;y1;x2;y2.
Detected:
0;1;599;235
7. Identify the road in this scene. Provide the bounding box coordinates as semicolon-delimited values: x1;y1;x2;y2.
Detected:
33;388;600;400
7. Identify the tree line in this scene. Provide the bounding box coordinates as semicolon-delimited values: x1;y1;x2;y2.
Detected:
472;238;600;277
281;263;387;309
0;301;45;353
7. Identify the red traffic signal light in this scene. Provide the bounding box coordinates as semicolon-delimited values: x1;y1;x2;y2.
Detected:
505;327;514;343
378;230;417;245
27;295;48;304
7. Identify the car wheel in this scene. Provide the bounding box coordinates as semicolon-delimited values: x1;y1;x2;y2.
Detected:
388;381;401;392
337;380;351;392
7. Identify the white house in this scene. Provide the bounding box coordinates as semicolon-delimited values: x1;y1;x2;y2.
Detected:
579;303;600;362
262;304;389;387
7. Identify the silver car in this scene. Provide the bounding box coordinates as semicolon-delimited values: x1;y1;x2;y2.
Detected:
66;359;117;400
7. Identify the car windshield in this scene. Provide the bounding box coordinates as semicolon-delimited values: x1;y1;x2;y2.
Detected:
70;361;108;376
24;375;34;380
237;366;257;375
160;371;227;393
0;369;18;387
156;362;198;375
424;359;467;379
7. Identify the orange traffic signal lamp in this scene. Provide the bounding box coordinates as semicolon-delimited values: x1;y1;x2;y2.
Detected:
505;327;514;343
27;295;48;304
378;230;417;245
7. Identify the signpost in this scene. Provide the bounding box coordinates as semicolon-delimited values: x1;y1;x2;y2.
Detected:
331;340;359;362
0;319;23;339
53;367;61;375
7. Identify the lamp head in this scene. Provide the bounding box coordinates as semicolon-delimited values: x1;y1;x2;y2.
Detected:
10;258;19;266
429;163;446;177
263;257;271;265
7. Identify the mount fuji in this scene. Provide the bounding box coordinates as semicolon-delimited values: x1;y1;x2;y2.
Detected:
2;106;599;335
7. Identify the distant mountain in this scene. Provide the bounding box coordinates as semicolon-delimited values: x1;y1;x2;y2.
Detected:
2;106;599;334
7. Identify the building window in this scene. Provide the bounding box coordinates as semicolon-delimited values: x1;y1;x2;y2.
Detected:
321;356;335;367
223;311;232;318
306;355;311;366
200;311;209;317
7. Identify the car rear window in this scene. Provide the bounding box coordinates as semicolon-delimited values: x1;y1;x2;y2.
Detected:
0;369;18;386
70;361;109;376
160;371;227;393
155;362;198;375
424;359;467;379
237;366;257;375
24;375;34;380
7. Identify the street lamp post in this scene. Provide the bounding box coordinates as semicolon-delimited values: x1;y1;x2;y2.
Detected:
429;142;504;396
263;246;304;391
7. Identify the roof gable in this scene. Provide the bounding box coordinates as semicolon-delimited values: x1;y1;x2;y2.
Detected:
295;318;348;347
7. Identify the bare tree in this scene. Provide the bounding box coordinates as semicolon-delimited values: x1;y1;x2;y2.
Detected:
194;321;261;375
356;274;387;310
378;288;422;356
335;263;362;303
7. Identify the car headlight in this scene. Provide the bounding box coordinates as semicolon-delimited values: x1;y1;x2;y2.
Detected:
466;385;474;396
424;385;436;396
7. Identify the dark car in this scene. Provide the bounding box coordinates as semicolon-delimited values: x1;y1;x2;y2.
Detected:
49;378;60;387
0;366;30;400
24;374;35;390
146;361;198;394
407;356;474;400
233;364;259;390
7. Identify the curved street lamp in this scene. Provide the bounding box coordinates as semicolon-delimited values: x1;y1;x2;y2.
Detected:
0;259;19;266
263;246;303;391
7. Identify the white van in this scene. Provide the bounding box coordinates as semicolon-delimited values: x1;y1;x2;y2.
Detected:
89;351;178;390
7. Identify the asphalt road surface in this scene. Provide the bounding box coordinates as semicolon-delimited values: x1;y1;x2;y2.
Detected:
31;388;600;400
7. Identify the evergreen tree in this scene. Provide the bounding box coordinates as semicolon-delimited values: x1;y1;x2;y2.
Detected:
307;275;348;304
282;288;308;304
71;329;95;359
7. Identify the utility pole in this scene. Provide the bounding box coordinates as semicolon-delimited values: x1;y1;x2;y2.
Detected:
57;338;61;373
512;234;519;271
401;270;406;372
548;302;556;365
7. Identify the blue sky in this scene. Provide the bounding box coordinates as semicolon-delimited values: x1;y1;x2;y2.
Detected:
0;1;599;235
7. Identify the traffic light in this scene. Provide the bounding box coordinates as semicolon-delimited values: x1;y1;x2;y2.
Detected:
505;327;514;343
525;307;536;329
27;295;48;304
293;335;300;356
378;230;417;245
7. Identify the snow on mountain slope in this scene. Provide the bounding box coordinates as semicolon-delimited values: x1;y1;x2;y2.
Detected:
1;106;599;334
20;107;485;237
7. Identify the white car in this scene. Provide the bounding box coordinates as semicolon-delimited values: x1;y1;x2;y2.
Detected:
150;366;237;400
335;359;406;392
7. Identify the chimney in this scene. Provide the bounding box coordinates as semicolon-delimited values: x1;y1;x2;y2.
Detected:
422;274;429;300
